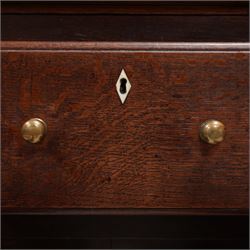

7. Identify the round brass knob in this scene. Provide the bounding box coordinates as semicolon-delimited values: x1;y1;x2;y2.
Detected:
199;120;225;144
21;118;47;143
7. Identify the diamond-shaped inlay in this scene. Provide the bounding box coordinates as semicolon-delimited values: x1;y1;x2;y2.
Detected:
116;69;131;104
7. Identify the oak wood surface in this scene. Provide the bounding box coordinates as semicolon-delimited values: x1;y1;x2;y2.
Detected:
2;14;248;42
2;3;249;250
2;214;249;249
2;50;249;210
2;1;248;15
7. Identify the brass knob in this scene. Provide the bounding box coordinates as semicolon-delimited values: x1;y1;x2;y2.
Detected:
21;118;47;143
199;120;225;144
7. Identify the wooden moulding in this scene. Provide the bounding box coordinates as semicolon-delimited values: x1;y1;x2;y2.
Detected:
1;41;250;51
2;14;249;42
2;208;249;216
1;1;249;15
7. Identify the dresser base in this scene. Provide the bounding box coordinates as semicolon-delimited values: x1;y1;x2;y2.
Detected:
2;212;249;249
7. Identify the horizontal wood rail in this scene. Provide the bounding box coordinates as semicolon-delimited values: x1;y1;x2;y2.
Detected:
2;41;250;51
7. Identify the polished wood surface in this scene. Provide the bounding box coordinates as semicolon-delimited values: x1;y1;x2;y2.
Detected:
2;14;248;42
1;1;249;249
2;41;249;51
2;1;248;15
2;214;249;249
3;208;248;215
2;50;249;210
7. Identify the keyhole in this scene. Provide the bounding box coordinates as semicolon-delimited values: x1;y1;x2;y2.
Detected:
120;78;127;94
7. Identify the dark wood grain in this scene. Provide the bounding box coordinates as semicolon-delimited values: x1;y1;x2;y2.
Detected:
2;1;248;15
2;50;249;210
2;14;248;42
2;214;249;249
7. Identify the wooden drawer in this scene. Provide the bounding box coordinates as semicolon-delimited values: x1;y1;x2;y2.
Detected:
2;44;249;210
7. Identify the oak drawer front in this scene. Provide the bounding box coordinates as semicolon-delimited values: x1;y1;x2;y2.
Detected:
2;51;249;209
